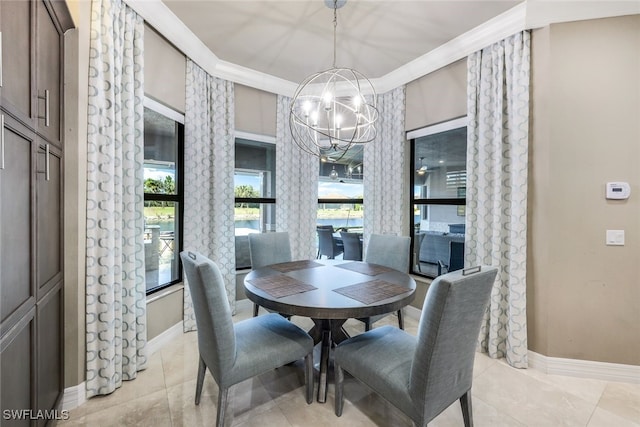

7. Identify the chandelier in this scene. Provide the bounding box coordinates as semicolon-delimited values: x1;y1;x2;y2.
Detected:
289;0;378;161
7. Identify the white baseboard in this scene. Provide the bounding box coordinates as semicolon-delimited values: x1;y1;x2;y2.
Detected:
403;304;422;321
62;321;184;411
528;350;640;384
61;382;86;411
146;321;184;357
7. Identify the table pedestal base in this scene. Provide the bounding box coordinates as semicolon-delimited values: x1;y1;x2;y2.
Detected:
309;319;349;403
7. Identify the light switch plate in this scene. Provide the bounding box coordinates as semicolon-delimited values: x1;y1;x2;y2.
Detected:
606;230;625;246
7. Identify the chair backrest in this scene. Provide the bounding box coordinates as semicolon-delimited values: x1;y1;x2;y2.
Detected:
180;251;236;384
317;226;339;258
248;232;292;268
410;266;498;420
340;231;362;261
449;241;465;272
364;234;411;273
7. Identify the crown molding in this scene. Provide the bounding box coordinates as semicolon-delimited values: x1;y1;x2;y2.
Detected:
374;2;527;94
125;0;297;96
127;0;638;97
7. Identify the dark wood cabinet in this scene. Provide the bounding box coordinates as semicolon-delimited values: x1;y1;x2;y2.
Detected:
0;115;34;333
1;1;73;424
0;0;34;125
35;0;63;146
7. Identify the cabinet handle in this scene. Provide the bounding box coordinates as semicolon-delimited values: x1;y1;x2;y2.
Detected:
36;143;50;181
45;143;50;181
1;114;4;170
38;89;50;127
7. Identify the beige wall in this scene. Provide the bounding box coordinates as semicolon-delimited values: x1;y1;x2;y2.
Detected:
146;287;184;340
405;59;467;131
144;25;186;113
235;84;277;136
64;0;89;388
528;15;640;365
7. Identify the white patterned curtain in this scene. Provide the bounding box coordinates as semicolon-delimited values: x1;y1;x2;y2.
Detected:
466;31;530;368
275;95;319;260
85;0;146;398
183;59;236;330
363;86;407;242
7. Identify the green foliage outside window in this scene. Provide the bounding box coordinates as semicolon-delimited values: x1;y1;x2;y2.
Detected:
144;176;176;207
234;185;260;208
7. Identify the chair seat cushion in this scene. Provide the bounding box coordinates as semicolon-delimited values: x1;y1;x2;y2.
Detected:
334;325;417;418
225;313;313;387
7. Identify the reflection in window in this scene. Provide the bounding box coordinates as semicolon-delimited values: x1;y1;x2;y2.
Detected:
234;138;276;269
143;103;183;293
411;120;467;278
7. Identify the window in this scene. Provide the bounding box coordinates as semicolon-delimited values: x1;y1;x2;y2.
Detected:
318;154;364;232
234;136;276;269
409;118;467;278
316;148;364;257
143;99;184;293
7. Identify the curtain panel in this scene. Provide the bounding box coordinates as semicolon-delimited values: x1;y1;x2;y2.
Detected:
85;0;146;397
363;86;407;244
275;96;319;260
183;60;236;330
466;31;530;368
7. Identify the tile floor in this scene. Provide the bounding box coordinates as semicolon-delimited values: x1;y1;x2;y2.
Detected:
61;300;640;427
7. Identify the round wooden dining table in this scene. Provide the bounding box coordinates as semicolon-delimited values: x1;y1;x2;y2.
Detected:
243;259;416;403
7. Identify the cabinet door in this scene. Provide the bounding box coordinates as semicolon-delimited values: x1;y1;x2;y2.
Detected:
0;308;35;427
36;283;63;424
36;140;61;297
35;0;61;146
1;114;34;331
0;0;35;124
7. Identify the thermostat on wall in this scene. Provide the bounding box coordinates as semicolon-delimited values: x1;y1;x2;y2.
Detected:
606;182;631;200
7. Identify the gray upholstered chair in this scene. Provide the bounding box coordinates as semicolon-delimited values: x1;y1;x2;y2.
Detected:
248;232;292;316
180;251;314;427
334;266;498;427
360;234;411;330
340;231;362;261
317;225;343;259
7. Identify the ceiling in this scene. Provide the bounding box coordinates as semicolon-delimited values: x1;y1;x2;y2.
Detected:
163;0;522;84
150;1;636;170
160;0;522;169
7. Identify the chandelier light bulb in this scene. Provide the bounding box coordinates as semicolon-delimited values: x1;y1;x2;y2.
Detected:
330;166;339;180
302;100;312;116
353;95;361;110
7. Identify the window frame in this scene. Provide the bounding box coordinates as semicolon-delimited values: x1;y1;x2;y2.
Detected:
143;97;185;295
408;117;467;278
233;133;277;270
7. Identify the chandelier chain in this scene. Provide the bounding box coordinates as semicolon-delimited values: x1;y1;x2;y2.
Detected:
333;0;338;68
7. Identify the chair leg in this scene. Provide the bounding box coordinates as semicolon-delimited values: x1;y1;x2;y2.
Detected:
459;389;474;427
253;303;259;317
397;309;404;330
195;356;207;405
364;317;371;331
334;363;344;416
216;386;229;427
304;352;314;404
